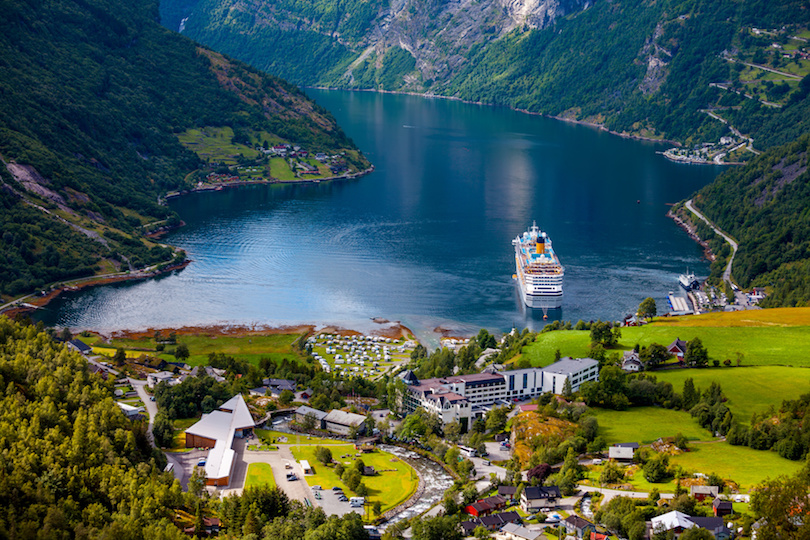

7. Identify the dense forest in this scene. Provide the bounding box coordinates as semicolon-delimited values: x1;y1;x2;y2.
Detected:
691;134;810;305
0;0;366;299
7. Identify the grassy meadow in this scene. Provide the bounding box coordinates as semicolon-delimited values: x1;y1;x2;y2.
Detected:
654;366;810;422
102;332;305;367
522;308;810;368
592;407;713;445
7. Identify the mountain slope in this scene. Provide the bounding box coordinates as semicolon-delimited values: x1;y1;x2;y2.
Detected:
0;0;367;299
688;134;810;306
162;0;810;146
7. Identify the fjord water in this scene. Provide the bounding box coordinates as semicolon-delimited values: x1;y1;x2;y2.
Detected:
41;90;721;339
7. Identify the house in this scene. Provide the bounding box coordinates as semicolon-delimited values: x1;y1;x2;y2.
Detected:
323;409;367;436
564;515;595;539
466;495;507;517
116;402;145;418
621;351;643;372
67;339;93;356
147;370;179;388
608;442;639;461
498;485;518;501
501;522;542;540
184;394;255;487
263;378;297;394
690;517;732;540
649;511;732;539
690;485;719;502
460;511;520;535
479;510;519;531
712;498;733;517
295;405;328;429
362;466;377;476
521;486;561;512
668;338;689;360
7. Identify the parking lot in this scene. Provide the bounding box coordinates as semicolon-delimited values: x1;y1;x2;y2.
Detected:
310;486;365;517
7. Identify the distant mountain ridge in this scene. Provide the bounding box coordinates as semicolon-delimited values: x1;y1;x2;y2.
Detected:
0;0;367;300
162;0;810;146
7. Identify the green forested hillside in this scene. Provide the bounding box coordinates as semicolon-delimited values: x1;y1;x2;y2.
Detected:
0;0;366;299
691;134;810;306
162;0;810;146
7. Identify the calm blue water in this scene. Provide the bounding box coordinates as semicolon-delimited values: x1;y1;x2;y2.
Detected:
38;90;721;341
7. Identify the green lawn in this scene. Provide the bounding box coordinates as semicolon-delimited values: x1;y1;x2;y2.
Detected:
245;463;277;489
654;366;810;423
107;333;304;367
521;310;810;368
592;407;713;445
290;444;418;514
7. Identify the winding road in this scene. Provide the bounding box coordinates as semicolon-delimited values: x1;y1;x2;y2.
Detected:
684;199;738;288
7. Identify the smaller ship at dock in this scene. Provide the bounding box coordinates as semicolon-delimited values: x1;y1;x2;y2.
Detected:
679;271;700;291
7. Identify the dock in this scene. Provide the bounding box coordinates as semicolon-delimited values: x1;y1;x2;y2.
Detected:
667;292;692;315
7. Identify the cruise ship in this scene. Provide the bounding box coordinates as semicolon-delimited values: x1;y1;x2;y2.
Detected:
513;222;564;309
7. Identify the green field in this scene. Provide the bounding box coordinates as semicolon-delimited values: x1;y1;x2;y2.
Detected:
655;366;810;423
521;309;810;368
591;405;804;491
177;127;259;165
671;441;804;491
245;463;277;489
106;332;304;367
270;158;298;181
291;444;418;514
592;407;713;445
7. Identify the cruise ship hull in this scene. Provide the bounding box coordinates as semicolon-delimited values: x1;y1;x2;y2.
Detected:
513;222;564;309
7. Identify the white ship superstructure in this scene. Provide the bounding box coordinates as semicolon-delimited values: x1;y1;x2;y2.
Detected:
513;222;564;309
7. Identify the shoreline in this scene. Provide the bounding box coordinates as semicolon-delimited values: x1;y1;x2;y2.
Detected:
309;86;681;146
163;165;375;201
95;319;415;342
0;260;192;319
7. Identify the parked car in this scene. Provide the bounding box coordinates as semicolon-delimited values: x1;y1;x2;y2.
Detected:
331;486;343;491
197;459;206;467
312;485;322;490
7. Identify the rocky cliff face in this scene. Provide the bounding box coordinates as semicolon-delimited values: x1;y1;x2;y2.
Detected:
164;0;594;89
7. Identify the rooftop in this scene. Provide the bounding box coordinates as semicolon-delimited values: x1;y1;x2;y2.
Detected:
542;357;598;375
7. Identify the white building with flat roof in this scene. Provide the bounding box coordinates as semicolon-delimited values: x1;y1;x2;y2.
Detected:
400;357;599;425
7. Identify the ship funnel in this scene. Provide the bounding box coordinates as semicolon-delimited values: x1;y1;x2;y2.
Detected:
536;235;545;254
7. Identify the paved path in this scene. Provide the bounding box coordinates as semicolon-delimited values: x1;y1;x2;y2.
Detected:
685;199;738;289
130;378;186;485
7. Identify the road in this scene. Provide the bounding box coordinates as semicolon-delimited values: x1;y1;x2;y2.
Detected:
684;199;738;288
130;378;186;485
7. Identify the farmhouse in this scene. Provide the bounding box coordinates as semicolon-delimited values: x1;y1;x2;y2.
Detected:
668;338;689;360
184;394;255;486
621;351;643;372
323;409;366;436
713;498;733;517
466;495;507;517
